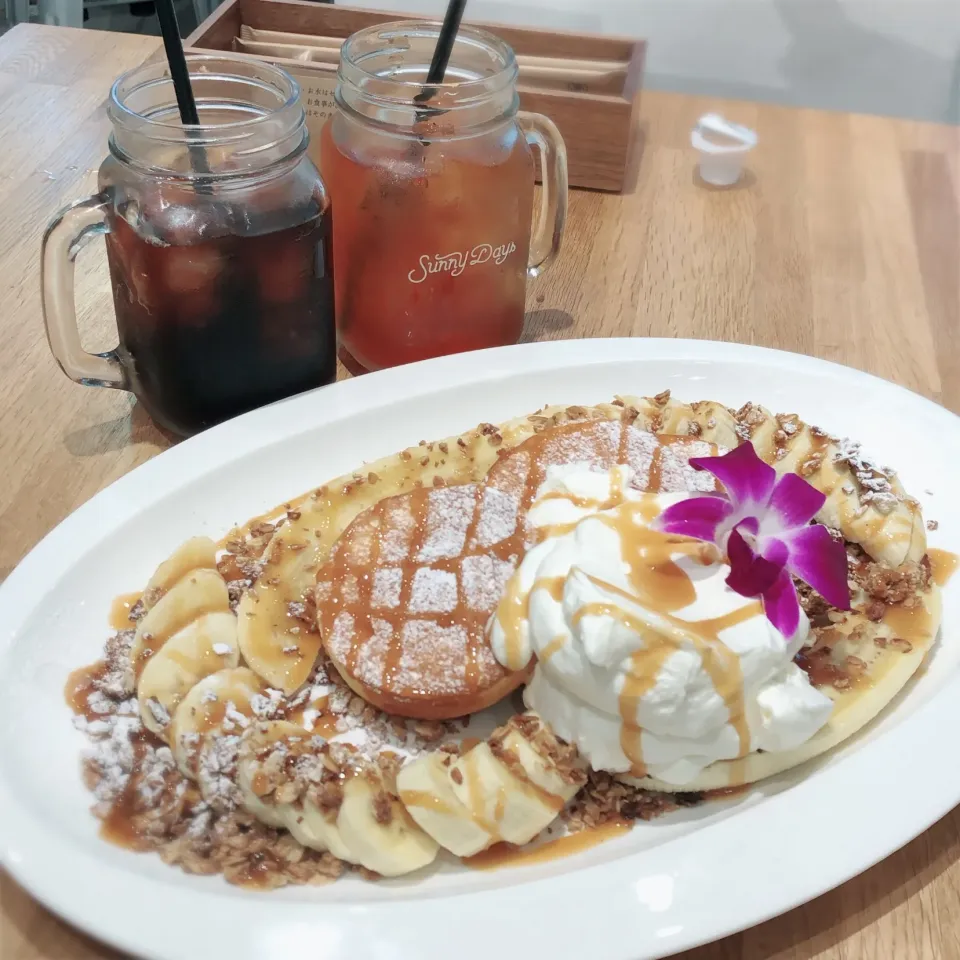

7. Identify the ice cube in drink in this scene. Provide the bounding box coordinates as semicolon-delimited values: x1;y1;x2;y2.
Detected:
246;225;319;306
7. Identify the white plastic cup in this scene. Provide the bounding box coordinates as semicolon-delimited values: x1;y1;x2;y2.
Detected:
691;113;757;187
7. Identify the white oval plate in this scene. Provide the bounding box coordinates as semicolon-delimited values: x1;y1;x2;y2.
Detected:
2;339;959;960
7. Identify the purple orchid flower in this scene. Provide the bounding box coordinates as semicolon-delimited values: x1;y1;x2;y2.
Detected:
656;443;850;638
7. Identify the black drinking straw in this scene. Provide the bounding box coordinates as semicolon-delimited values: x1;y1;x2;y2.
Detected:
415;0;467;106
155;0;212;181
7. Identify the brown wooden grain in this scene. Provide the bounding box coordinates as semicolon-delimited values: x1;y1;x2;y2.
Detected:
2;21;960;960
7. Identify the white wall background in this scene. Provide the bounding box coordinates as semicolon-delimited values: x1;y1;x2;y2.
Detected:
343;0;960;123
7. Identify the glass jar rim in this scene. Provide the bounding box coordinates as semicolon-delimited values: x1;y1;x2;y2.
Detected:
339;20;518;106
108;54;302;146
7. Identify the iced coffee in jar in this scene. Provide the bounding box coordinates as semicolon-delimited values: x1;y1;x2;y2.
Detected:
320;22;568;372
42;56;336;436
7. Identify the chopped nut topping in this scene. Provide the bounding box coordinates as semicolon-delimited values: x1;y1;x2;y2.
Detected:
412;720;445;742
372;791;393;825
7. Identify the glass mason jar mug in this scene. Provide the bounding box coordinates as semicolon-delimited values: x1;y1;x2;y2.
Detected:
42;56;337;437
320;22;568;372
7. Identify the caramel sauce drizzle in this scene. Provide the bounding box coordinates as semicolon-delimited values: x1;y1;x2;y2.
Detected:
539;634;566;665
929;548;958;587
109;592;142;631
464;819;631;871
399;790;454;816
461;750;502;841
498;747;565;811
65;661;110;723
882;600;933;640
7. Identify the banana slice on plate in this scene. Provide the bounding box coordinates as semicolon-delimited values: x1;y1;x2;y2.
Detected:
141;536;219;608
236;720;355;860
337;773;438;877
393;753;493;857
237;720;438;876
397;713;587;857
138;611;239;739
131;567;231;676
169;667;268;780
130;538;239;741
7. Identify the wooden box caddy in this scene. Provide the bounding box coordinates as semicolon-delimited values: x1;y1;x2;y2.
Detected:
186;0;645;192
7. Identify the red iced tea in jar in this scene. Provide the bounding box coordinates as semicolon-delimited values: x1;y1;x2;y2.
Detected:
320;119;534;372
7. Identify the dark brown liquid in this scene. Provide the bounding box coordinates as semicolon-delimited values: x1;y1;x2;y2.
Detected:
105;205;337;436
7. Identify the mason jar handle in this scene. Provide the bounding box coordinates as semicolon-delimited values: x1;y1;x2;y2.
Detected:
41;193;127;389
518;112;569;278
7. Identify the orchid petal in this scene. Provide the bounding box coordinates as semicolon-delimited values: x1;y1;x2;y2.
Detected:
736;515;759;537
781;524;851;610
725;527;783;598
760;536;789;568
761;472;826;537
762;570;803;639
656;495;733;543
690;442;777;508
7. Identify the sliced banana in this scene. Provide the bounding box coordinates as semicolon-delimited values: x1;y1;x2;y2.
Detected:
142;536;219;610
237;720;308;829
236;526;327;695
286;795;356;863
620;394;925;567
169;667;267;779
337;773;438;877
393;753;493;857
738;404;924;565
131;568;231;675
236;720;355;859
237;720;438;876
397;713;586;857
137;611;239;739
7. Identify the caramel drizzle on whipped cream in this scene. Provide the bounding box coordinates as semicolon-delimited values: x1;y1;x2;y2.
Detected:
495;476;762;779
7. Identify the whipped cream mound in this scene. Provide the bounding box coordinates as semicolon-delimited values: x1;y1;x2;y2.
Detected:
488;465;833;786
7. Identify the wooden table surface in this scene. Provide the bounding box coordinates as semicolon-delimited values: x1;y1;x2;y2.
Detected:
1;21;959;960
